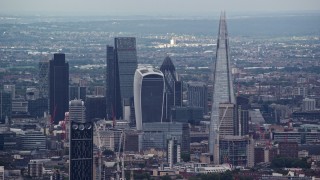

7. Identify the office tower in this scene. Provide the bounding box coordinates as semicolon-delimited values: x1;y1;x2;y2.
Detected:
209;12;236;164
0;91;11;124
86;95;106;121
187;82;208;114
134;67;164;130
0;131;17;151
142;122;190;153
171;106;203;125
28;98;48;118
3;85;15;99
69;86;86;101
106;45;122;119
160;56;183;121
115;37;137;102
39;60;49;98
167;138;181;168
69;99;93;180
236;96;250;136
219;136;254;167
49;53;69;124
20;131;46;150
106;37;137;120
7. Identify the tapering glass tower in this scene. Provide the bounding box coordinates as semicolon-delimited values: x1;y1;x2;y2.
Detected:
160;56;182;121
209;12;235;163
106;38;137;120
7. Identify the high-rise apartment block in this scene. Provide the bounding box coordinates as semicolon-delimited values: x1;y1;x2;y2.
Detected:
167;138;181;168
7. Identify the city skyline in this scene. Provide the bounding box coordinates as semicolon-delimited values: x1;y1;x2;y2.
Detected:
1;0;320;16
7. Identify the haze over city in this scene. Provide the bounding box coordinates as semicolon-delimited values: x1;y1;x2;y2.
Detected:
1;0;320;16
0;0;320;180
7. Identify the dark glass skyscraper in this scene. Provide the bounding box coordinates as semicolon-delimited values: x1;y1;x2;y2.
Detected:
106;37;137;120
160;56;182;121
0;91;11;124
49;53;69;124
134;68;164;130
69;86;86;101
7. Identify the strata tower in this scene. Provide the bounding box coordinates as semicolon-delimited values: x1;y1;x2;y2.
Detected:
209;12;236;163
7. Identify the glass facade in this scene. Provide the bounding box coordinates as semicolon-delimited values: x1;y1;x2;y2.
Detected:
160;56;183;121
49;53;69;124
187;82;208;114
142;122;190;153
209;13;236;159
115;37;137;103
0;91;11;123
141;74;164;123
106;45;122;119
106;38;137;120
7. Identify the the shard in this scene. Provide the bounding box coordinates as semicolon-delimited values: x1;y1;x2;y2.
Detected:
209;12;235;163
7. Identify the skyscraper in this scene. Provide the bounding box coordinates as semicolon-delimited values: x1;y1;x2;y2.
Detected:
39;60;49;98
134;67;164;131
236;96;250;136
86;95;106;121
0;91;11;124
49;53;69;124
106;37;137;120
160;56;183;121
69;86;86;101
209;12;236;164
69;99;93;180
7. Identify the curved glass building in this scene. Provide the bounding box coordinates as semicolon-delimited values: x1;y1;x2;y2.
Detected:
134;68;164;130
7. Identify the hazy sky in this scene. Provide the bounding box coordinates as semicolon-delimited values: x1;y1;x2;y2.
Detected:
1;0;320;16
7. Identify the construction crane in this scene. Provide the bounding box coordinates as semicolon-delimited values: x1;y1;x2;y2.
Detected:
116;130;126;180
94;122;103;180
